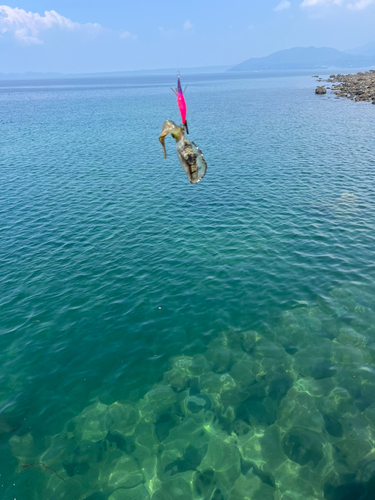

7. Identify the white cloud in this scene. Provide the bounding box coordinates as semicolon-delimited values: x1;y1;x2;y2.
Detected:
300;0;374;8
120;31;137;40
300;0;342;6
347;0;374;9
0;5;102;44
183;20;193;30
274;1;292;11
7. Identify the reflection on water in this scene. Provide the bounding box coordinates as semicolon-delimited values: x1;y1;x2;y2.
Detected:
5;284;375;500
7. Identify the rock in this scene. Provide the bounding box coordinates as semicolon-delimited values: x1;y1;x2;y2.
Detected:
9;433;36;465
282;428;324;468
140;384;176;415
106;402;139;438
315;86;327;95
323;70;375;105
108;455;143;489
108;485;150;500
73;401;109;442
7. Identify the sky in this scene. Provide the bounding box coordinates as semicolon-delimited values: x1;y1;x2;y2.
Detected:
0;0;375;74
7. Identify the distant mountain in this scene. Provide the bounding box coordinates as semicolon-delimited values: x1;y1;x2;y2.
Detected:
0;65;232;80
347;41;375;57
228;47;375;72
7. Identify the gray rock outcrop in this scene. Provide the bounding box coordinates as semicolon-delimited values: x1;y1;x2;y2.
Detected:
322;71;375;103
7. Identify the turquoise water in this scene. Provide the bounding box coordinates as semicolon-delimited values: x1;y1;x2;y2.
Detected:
1;72;375;500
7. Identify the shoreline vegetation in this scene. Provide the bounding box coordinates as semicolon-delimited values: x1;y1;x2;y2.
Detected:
315;70;375;104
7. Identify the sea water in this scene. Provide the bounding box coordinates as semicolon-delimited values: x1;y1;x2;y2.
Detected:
1;72;375;500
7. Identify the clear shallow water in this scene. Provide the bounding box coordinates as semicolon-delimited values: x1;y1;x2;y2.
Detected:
1;72;375;500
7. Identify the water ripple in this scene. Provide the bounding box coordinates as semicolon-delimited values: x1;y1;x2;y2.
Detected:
1;73;375;498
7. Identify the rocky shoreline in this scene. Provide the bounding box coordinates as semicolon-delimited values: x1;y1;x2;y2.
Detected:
315;70;375;104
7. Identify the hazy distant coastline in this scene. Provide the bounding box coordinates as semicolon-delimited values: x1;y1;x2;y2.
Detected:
1;44;375;80
0;65;232;80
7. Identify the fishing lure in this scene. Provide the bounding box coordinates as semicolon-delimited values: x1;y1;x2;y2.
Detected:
171;72;189;134
159;120;207;184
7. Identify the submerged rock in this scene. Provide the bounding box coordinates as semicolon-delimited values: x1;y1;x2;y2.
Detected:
311;360;337;380
10;291;375;500
108;454;143;488
106;402;139;438
74;401;108;442
193;468;216;497
155;412;179;442
152;472;195;500
164;445;207;476
323;414;344;438
282;428;324;468
109;484;150;500
185;393;212;414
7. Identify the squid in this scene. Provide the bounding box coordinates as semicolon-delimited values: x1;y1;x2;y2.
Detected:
159;120;207;185
171;72;189;134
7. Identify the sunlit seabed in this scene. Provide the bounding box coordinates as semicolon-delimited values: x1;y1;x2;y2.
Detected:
1;73;375;500
6;284;375;500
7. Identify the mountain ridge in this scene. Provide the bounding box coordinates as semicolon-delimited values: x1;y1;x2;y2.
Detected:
347;41;375;57
228;46;375;72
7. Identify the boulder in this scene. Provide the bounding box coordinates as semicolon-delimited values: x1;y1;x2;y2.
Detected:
323;70;375;105
315;86;326;95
